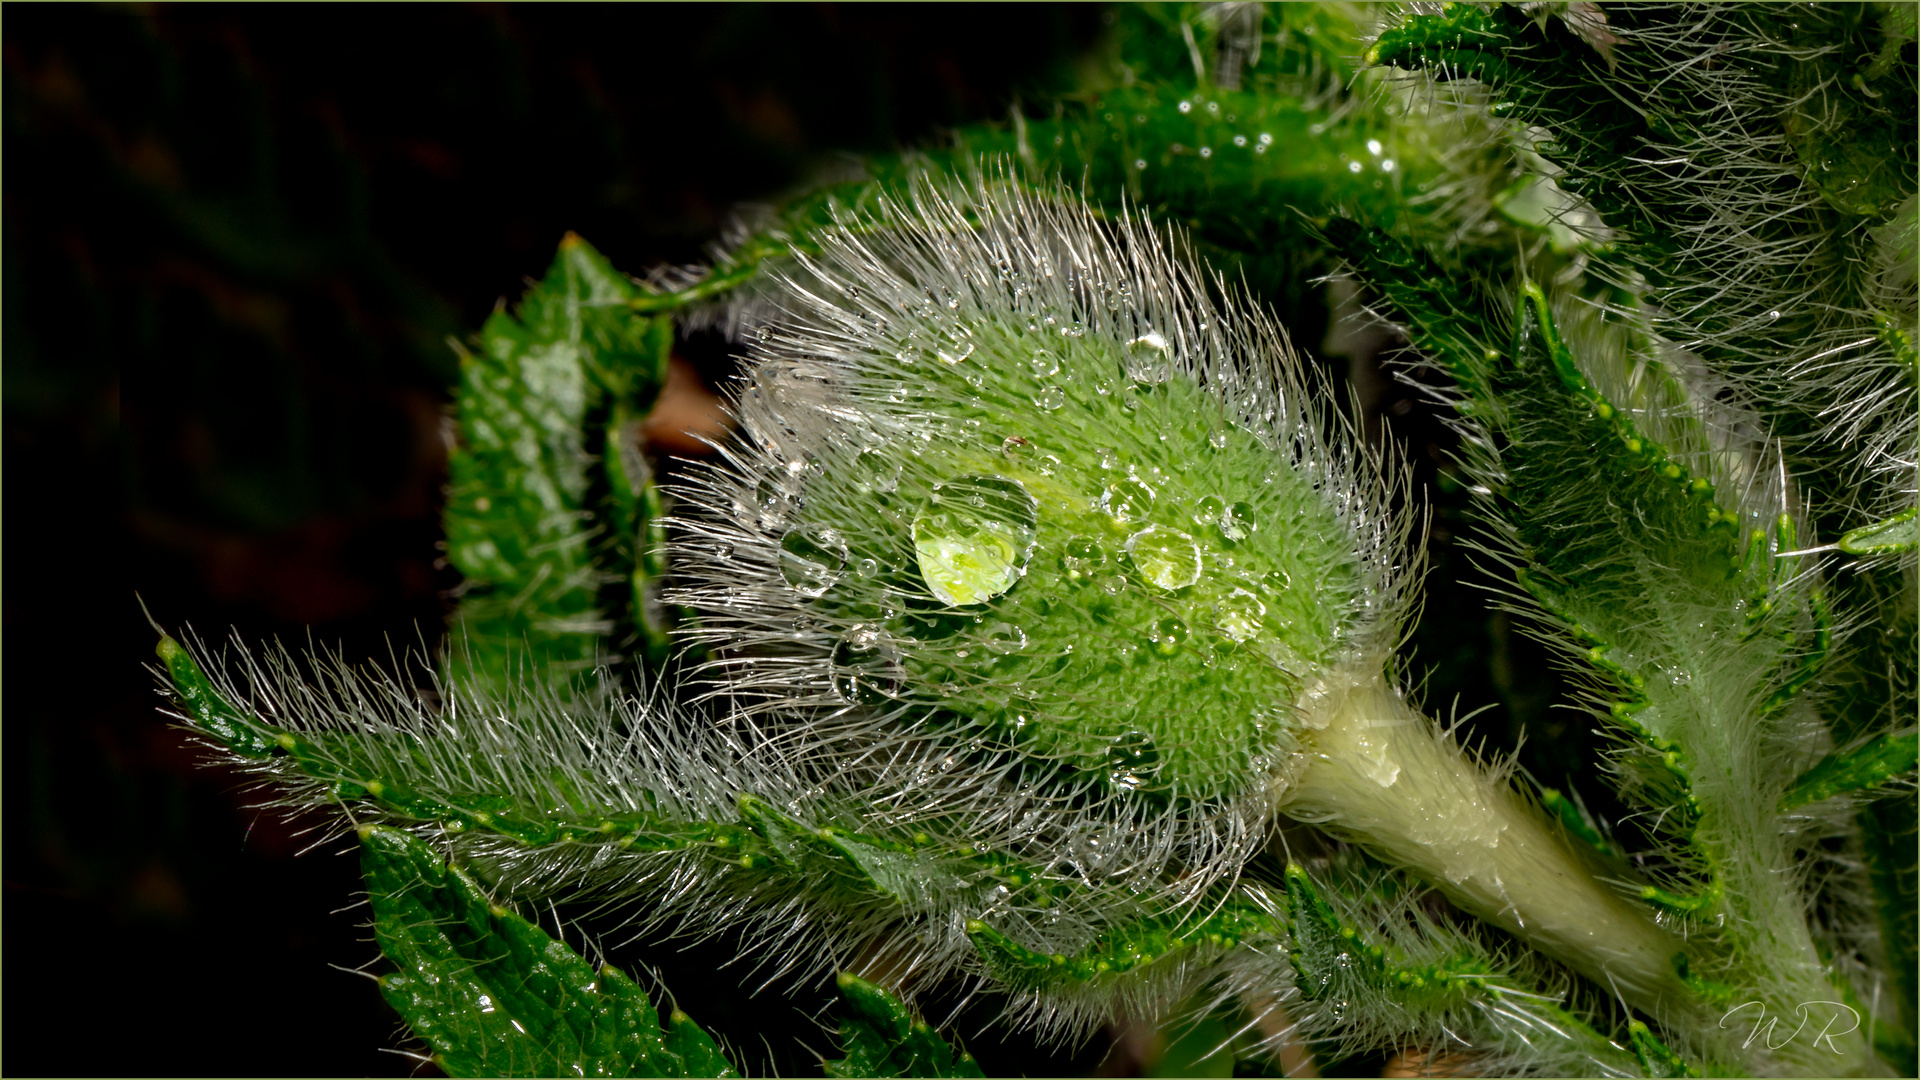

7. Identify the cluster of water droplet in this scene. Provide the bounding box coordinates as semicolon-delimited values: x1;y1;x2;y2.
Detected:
676;178;1394;816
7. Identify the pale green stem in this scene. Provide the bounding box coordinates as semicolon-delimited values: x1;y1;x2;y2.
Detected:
1277;670;1692;1016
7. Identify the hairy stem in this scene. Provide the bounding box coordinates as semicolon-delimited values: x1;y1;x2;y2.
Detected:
1280;671;1688;1015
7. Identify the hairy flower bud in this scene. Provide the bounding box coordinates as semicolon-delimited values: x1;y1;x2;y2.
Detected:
671;171;1413;896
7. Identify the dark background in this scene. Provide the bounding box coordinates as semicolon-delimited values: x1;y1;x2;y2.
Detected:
3;6;1111;1075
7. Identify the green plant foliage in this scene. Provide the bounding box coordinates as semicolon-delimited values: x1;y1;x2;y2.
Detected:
824;972;985;1079
445;232;673;693
358;823;737;1078
157;3;1917;1076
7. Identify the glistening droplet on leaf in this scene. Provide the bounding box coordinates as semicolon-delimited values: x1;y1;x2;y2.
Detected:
911;475;1040;606
780;524;848;598
856;448;901;494
982;621;1028;655
1103;477;1155;521
831;627;901;705
1219;501;1257;542
1147;616;1190;656
1106;730;1162;791
1060;534;1107;581
1217;587;1266;642
1126;525;1202;590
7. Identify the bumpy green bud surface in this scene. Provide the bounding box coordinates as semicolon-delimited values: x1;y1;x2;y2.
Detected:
674;172;1405;815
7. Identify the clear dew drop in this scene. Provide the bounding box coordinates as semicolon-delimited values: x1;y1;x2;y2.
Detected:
1193;495;1227;529
1106;730;1162;790
831;627;901;705
1126;525;1202;590
1060;534;1107;581
1127;332;1173;384
982;621;1028;655
1033;385;1067;411
856;448;901;494
1103;477;1156;521
911;475;1040;607
1216;587;1266;642
1218;501;1257;542
1095;447;1122;471
1262;569;1292;592
1029;349;1060;377
1145;617;1190;657
937;341;976;365
779;524;848;597
1208;429;1229;451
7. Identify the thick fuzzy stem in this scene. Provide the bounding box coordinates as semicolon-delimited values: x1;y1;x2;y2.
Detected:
1280;670;1690;1016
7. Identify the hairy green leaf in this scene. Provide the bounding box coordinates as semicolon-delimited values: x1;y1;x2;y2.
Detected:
359;824;737;1078
823;972;983;1079
445;232;672;693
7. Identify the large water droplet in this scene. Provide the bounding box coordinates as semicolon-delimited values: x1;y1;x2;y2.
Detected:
1029;349;1060;377
1146;617;1190;656
1126;525;1202;590
911;475;1040;607
1192;495;1227;529
1106;730;1162;791
1103;477;1156;521
780;524;848;597
1216;588;1266;642
1033;385;1067;411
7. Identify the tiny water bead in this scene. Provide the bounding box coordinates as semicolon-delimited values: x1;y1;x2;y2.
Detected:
1127;332;1173;384
780;524;848;597
1216;588;1267;642
1105;730;1163;792
1126;525;1203;590
911;475;1041;606
1147;616;1191;656
831;626;901;705
1060;534;1108;581
1219;501;1258;542
981;621;1029;655
1103;477;1157;521
856;448;901;494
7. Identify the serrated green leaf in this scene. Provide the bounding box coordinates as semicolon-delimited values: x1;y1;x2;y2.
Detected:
823;972;983;1079
1781;731;1919;810
1628;1019;1697;1078
155;635;278;758
1839;507;1919;555
963;897;1278;992
444;232;670;693
359;823;737;1078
